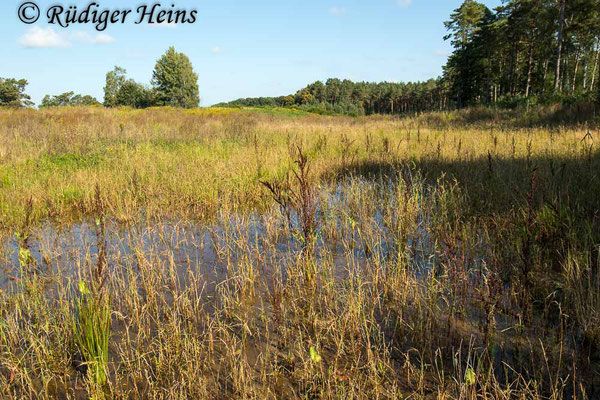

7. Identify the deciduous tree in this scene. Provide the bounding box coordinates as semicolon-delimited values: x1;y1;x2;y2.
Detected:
151;47;199;108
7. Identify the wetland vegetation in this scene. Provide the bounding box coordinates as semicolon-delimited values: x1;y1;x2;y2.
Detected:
0;106;598;398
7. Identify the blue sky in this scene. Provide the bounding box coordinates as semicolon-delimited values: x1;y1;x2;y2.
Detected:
1;0;502;106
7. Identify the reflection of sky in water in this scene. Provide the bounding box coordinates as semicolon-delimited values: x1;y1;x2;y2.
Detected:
0;178;488;297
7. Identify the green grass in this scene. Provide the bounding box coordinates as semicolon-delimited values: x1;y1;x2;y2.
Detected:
36;152;104;172
72;281;111;389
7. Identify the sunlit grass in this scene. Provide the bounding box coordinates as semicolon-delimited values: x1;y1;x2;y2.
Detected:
0;106;598;398
72;281;110;389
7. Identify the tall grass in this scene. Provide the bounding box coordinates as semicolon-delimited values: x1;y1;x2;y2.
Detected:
0;106;598;398
71;184;111;393
71;281;110;388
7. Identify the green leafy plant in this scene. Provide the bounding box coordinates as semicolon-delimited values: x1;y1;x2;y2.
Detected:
465;367;476;386
72;280;111;387
309;346;322;363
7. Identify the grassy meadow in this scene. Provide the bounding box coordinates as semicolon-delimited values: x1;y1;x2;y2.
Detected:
0;106;599;399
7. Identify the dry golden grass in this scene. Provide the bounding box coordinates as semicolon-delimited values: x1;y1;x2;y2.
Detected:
0;106;598;399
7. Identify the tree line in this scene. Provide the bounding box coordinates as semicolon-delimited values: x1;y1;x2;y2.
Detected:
443;0;600;107
214;78;449;116
217;0;600;115
0;47;199;109
3;1;600;114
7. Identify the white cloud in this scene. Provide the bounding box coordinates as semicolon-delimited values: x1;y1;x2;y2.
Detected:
19;27;70;48
211;46;221;54
70;31;115;44
397;0;412;7
19;28;116;48
434;49;449;57
92;33;116;44
70;31;90;42
329;6;346;16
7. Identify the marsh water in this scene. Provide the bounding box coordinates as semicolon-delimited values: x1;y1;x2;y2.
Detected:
1;177;464;294
0;212;438;294
2;176;598;397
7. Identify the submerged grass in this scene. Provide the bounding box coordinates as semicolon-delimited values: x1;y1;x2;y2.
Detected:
0;106;598;398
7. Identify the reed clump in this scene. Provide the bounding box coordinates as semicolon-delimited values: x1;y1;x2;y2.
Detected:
71;184;111;393
71;280;111;390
